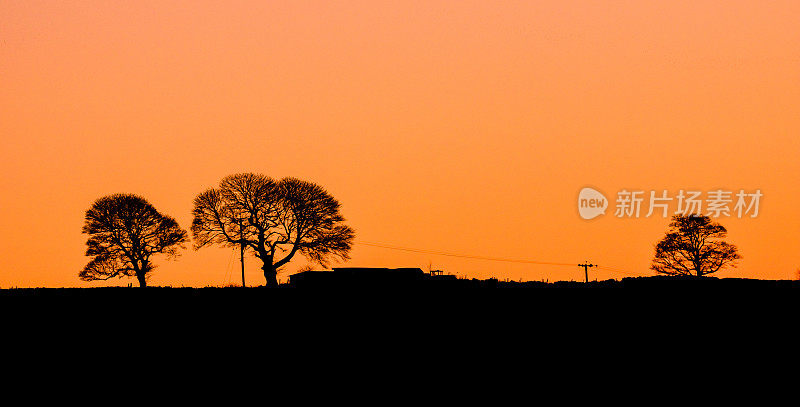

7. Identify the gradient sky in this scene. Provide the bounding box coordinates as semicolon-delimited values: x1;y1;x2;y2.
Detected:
1;1;799;287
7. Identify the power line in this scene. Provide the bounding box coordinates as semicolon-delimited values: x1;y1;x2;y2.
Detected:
358;240;650;279
359;241;575;266
596;265;645;277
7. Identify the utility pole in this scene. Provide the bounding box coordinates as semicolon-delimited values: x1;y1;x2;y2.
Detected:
238;217;246;288
240;241;246;287
578;261;596;283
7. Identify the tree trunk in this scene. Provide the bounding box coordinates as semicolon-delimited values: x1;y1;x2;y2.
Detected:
262;263;278;286
132;261;147;288
136;273;147;288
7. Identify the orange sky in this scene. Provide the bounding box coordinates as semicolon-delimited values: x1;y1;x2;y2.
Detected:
1;1;799;287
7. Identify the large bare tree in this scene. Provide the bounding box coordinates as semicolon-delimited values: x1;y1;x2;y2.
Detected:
651;214;740;277
191;173;355;286
81;194;188;287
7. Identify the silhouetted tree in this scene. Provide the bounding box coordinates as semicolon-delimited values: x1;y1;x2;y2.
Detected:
80;194;188;287
651;214;740;277
191;173;355;286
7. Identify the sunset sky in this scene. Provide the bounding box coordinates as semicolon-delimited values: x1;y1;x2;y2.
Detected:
2;1;799;287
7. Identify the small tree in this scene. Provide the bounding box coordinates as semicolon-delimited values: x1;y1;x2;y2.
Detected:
80;194;188;287
651;214;740;277
191;173;355;286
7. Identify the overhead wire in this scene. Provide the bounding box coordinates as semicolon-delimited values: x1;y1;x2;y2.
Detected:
358;241;576;266
359;240;650;279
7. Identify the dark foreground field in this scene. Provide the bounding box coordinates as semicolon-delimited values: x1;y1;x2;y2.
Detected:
4;276;797;349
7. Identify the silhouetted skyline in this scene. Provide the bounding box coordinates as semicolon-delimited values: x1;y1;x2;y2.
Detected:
2;2;799;287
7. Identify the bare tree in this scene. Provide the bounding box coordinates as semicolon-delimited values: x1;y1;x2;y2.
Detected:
651;214;740;277
191;173;355;286
81;194;188;287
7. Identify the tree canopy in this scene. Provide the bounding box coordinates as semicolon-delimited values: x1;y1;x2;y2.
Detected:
81;194;188;287
191;173;355;285
651;214;740;277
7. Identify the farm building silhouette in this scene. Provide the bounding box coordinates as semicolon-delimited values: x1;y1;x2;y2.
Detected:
288;267;494;288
